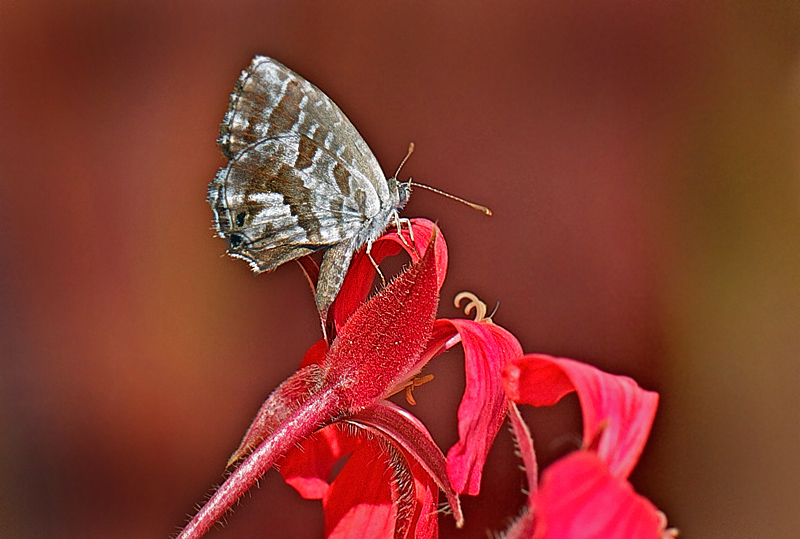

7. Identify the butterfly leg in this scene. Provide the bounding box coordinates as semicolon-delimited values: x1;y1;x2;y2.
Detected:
365;242;386;287
392;212;415;249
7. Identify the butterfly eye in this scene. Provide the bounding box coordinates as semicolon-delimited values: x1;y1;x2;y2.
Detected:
228;233;244;249
235;212;246;227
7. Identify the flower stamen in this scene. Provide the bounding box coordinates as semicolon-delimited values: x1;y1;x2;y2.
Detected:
404;374;435;405
657;511;680;538
454;291;494;323
386;374;436;405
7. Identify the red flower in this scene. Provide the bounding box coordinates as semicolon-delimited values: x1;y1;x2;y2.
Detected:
269;219;526;537
501;355;677;539
178;217;673;539
178;221;464;539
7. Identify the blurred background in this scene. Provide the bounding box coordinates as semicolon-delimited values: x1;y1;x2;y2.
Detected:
1;1;799;538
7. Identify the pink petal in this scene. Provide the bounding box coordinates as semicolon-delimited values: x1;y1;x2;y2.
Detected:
278;423;397;535
424;319;523;495
533;451;664;539
503;355;658;478
332;219;448;330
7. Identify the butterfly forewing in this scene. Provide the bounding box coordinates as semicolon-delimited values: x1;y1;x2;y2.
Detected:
218;57;385;188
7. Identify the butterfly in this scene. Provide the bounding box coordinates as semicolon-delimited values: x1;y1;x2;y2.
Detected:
208;56;410;312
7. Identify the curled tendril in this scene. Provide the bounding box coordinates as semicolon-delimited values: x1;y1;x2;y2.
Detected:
454;291;495;323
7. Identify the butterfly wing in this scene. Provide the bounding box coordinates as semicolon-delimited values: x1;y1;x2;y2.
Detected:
218;56;383;186
209;56;394;274
209;136;385;272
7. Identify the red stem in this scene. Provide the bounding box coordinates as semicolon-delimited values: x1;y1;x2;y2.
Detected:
177;387;340;539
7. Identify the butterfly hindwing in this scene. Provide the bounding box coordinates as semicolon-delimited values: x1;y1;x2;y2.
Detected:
209;136;383;270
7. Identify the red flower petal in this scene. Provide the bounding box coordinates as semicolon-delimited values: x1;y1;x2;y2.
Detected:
503;355;658;478
332;219;448;330
423;319;523;495
321;431;397;539
277;425;350;499
280;420;441;539
351;402;462;527
300;338;329;368
407;456;439;539
533;451;663;539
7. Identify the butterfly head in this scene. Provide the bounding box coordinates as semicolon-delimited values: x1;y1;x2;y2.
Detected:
391;176;412;211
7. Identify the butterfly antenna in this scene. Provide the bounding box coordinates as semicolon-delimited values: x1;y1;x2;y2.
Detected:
393;142;416;179
394;142;492;216
409;180;493;216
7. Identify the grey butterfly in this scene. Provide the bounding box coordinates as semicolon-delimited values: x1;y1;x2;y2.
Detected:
208;56;410;312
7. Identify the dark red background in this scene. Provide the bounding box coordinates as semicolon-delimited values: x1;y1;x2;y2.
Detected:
2;1;799;538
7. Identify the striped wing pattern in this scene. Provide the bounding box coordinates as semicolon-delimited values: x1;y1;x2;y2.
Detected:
208;56;406;310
